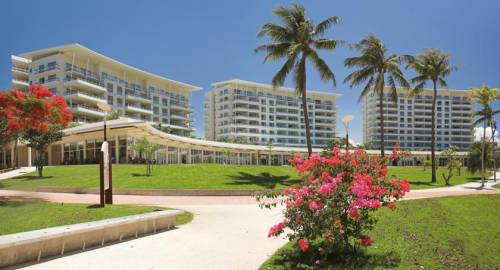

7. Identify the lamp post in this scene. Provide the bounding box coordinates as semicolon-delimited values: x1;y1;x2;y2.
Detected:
97;102;112;206
341;115;353;152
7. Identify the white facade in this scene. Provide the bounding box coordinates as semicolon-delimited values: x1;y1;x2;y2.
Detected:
10;44;201;137
362;87;474;151
205;79;339;147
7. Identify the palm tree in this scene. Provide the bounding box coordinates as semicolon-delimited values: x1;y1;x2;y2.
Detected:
344;34;410;157
469;85;500;187
407;49;457;183
255;4;340;157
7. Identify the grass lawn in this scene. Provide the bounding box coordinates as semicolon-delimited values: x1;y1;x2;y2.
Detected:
0;164;485;191
0;199;193;236
261;195;500;270
493;182;500;189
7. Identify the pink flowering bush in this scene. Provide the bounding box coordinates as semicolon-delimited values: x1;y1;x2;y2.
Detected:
258;147;410;262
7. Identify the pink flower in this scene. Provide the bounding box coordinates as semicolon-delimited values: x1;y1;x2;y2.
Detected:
268;222;285;237
294;197;304;206
298;239;309;251
348;206;360;220
360;235;373;247
308;201;322;211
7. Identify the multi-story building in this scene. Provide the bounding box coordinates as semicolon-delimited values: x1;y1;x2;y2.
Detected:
10;43;200;136
362;87;474;151
205;79;339;147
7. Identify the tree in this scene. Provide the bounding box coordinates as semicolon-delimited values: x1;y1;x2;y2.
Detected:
255;4;340;157
0;85;72;170
467;142;500;177
321;137;345;157
407;49;457;183
469;85;500;187
440;146;460;186
344;34;410;157
23;125;65;177
107;109;122;120
131;137;160;176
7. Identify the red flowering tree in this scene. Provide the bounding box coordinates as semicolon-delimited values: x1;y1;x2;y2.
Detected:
0;85;72;173
257;147;410;267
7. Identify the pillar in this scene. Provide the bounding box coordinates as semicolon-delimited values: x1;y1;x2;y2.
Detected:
115;137;119;164
28;147;32;167
187;149;192;164
268;153;271;166
83;141;87;161
177;148;181;164
201;150;204;164
237;152;241;165
280;154;284;166
213;151;216;164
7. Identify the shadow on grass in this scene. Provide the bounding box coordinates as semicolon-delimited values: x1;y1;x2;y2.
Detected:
130;173;152;177
86;204;104;209
10;175;54;181
0;196;48;207
226;172;301;189
268;244;401;270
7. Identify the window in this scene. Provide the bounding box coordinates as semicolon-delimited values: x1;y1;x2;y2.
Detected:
107;83;114;93
47;74;57;82
117;86;123;95
48;61;57;70
38;77;45;83
117;98;123;107
107;96;114;105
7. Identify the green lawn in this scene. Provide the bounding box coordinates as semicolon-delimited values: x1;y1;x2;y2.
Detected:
0;164;485;191
493;182;500;189
261;195;500;270
0;199;193;236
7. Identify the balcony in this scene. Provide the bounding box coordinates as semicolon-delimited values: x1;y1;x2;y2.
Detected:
12;78;29;88
125;93;152;104
170;113;192;122
64;78;106;94
12;66;29;75
65;90;106;104
70;104;105;118
170;101;193;112
126;105;153;115
33;64;60;74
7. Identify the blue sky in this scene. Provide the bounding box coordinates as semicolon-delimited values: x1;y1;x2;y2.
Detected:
1;0;499;142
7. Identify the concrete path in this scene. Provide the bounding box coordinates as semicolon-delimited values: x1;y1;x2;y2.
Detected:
0;167;35;180
0;172;498;270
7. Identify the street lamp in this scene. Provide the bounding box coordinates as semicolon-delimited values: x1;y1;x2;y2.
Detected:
97;102;112;206
341;115;353;151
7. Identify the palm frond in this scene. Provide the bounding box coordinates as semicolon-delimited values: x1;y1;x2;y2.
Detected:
314;16;340;36
307;49;336;86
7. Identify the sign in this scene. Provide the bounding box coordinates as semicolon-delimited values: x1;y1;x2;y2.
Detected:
101;141;110;189
99;141;113;205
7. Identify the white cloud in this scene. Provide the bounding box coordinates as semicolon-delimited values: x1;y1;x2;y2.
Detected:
474;127;499;143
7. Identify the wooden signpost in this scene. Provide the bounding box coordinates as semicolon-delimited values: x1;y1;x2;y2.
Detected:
97;102;113;206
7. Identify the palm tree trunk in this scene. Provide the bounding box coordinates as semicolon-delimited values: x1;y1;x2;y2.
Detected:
481;121;486;187
299;55;312;157
431;81;437;183
379;90;385;157
492;124;497;182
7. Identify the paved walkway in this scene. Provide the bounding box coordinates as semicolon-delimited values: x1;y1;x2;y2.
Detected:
0;172;498;270
0;167;35;180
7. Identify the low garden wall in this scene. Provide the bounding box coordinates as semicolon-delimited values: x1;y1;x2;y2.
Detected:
37;186;260;196
0;210;181;268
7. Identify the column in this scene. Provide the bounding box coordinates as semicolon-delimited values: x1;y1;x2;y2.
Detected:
187;149;192;164
268;153;271;165
237;152;240;165
83;141;87;161
28;147;32;167
201;150;204;164
280;154;284;166
165;145;169;164
177;148;181;164
11;146;14;167
61;144;64;163
115;137;119;164
213;151;216;164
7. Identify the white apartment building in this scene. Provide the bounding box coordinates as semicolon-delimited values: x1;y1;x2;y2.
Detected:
10;44;200;137
205;79;339;147
362;87;474;151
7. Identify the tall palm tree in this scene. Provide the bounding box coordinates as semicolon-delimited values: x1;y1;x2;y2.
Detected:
407;49;457;183
255;4;340;157
344;34;410;157
469;85;500;187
